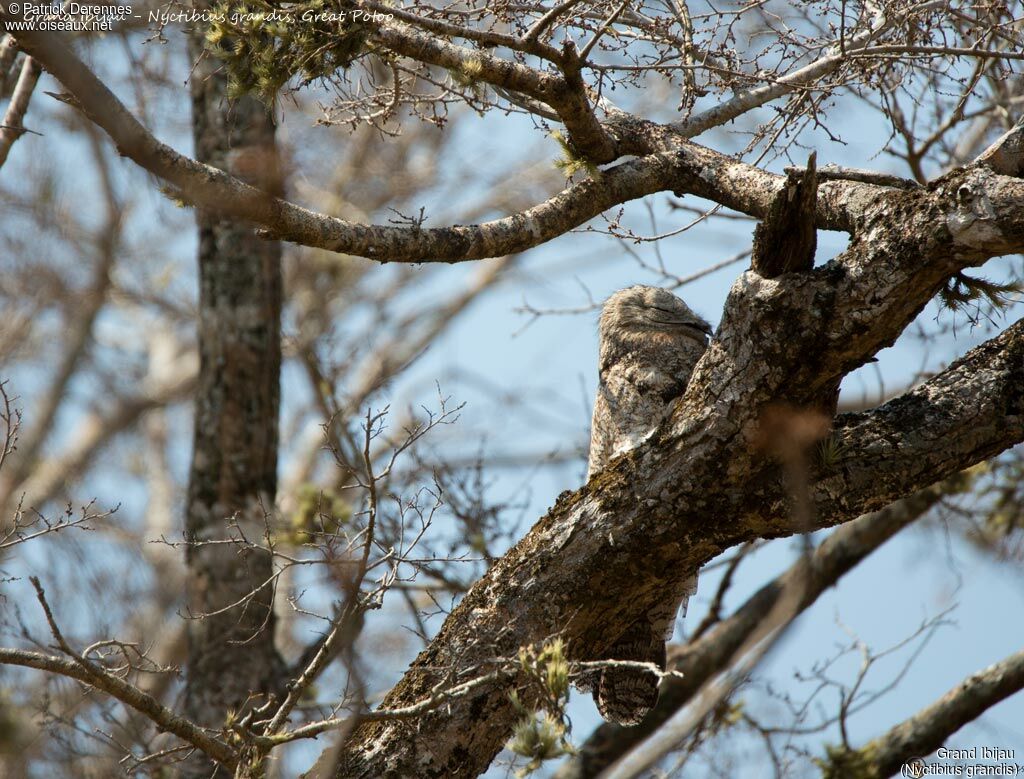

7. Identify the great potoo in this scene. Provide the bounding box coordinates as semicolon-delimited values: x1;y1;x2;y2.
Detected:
585;284;712;725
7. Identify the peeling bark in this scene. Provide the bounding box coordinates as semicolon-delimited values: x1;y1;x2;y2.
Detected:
751;152;819;277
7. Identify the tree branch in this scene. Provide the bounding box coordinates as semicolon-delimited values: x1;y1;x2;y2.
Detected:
366;15;618;163
324;301;1024;777
820;319;1024;523
670;0;944;138
822;648;1024;779
0;646;237;767
0;52;40;168
1;579;240;773
359;0;562;63
3;23;891;265
976;113;1024;178
315;137;1024;774
558;478;961;778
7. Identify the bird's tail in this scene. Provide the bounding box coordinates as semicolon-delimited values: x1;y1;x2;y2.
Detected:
594;621;666;726
594;573;700;725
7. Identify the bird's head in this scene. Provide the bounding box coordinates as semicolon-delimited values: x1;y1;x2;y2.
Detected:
599;285;713;346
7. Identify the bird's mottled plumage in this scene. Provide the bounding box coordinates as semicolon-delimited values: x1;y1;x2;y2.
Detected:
586;285;711;725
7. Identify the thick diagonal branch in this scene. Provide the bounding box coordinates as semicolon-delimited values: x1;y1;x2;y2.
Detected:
319;142;1024;774
820;321;1024;521
325;306;1023;778
558;478;959;778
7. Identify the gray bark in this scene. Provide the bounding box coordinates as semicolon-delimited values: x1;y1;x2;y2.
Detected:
181;35;285;778
557;478;961;777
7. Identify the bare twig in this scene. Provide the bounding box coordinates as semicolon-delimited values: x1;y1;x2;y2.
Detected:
823;648;1024;778
783;162;920;189
0;578;240;768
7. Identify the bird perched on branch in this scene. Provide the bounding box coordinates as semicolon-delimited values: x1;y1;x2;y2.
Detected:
585;284;712;725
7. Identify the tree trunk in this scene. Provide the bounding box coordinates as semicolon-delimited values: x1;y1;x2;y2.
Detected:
181;36;284;778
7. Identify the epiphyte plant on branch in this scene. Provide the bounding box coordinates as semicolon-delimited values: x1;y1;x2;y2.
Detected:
1;0;1024;777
